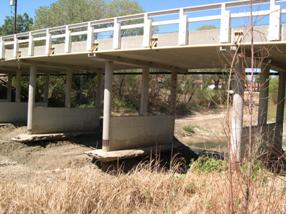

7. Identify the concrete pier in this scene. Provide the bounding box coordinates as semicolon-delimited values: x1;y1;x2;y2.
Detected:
230;55;244;162
102;62;113;151
275;71;286;150
258;66;270;126
27;65;37;131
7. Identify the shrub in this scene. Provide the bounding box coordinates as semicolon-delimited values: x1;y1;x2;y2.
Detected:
191;157;227;173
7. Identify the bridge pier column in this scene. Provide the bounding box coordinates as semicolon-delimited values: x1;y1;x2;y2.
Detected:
102;62;113;151
258;66;270;126
7;73;12;102
230;55;244;163
65;71;72;108
15;70;21;103
27;65;37;132
44;73;50;104
274;71;286;151
140;68;149;116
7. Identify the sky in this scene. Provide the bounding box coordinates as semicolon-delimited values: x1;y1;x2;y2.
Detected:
0;0;236;26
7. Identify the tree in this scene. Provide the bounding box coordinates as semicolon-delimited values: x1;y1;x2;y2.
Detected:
0;13;33;36
33;0;143;29
196;25;217;31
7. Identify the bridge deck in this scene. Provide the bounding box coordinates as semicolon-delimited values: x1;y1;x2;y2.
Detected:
1;0;286;73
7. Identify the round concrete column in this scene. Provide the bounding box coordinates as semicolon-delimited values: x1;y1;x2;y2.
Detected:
7;73;12;102
102;62;113;151
230;56;244;163
27;65;37;132
15;70;21;103
65;71;72;108
139;68;149;115
258;66;270;126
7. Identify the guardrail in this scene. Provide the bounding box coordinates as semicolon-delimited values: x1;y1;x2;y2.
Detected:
0;0;285;60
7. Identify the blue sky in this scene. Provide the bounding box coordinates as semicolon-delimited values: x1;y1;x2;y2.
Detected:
0;0;236;25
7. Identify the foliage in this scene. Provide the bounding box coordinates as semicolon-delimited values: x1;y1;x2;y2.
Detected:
183;125;196;134
269;76;279;104
191;157;227;173
0;13;33;36
196;25;217;31
33;0;143;29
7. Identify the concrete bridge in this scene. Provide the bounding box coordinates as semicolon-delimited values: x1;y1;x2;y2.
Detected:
0;0;286;161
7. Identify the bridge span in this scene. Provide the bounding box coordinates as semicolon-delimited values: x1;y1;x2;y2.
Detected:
0;0;286;161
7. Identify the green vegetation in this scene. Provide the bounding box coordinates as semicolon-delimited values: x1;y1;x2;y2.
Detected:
183;125;196;134
0;13;33;35
191;157;227;173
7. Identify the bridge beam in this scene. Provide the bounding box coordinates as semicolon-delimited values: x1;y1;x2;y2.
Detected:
258;66;270;126
102;62;113;151
230;55;244;163
140;68;149;115
27;65;37;132
94;54;188;74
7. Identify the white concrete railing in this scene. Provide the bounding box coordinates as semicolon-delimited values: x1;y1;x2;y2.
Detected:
0;0;285;60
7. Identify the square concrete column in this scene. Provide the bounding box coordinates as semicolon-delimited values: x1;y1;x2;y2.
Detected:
65;71;72;108
7;73;12;102
258;66;270;126
139;68;149;115
274;71;286;150
15;70;21;103
230;56;244;163
102;62;113;151
44;73;50;104
27;65;37;132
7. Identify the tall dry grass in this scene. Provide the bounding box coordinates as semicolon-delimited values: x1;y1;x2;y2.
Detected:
0;164;285;214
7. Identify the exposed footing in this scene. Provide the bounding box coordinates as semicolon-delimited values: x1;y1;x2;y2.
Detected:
12;132;95;143
87;138;199;162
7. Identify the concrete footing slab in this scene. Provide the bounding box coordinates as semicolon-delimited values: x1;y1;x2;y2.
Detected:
86;143;180;162
12;132;95;143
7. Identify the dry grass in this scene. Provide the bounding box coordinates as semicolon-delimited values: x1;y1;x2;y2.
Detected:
0;164;285;214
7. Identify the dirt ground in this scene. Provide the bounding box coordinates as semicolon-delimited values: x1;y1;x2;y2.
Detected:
0;105;285;183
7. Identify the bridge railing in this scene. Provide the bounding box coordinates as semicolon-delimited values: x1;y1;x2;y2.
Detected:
0;0;285;60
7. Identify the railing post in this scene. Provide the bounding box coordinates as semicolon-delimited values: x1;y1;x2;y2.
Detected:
143;13;152;48
220;3;231;43
65;25;72;53
178;8;188;46
268;0;281;41
0;37;4;60
28;32;34;57
86;22;94;52
113;18;121;50
13;34;19;59
45;29;52;56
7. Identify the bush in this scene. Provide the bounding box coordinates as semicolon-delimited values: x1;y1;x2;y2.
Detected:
191;157;227;173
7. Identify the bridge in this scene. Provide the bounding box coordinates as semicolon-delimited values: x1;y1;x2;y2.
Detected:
0;0;286;161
